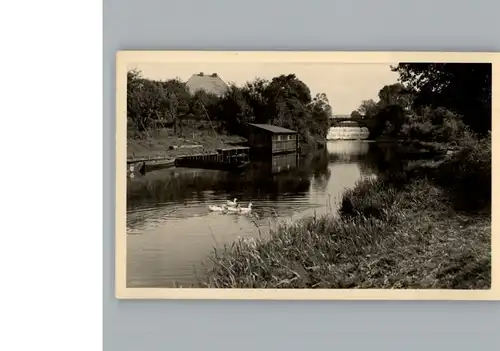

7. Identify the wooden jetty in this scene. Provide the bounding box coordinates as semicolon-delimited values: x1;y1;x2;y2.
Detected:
174;146;250;172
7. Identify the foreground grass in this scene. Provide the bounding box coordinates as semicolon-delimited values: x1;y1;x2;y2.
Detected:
200;175;490;289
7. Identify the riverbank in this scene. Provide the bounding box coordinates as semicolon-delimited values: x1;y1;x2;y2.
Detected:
375;137;461;157
127;127;248;161
128;126;326;162
200;136;491;289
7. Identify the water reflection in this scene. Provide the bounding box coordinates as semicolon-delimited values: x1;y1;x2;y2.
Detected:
126;141;391;287
326;140;370;161
127;152;324;212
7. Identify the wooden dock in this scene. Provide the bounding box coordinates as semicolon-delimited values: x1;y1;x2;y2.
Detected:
174;146;250;173
127;146;252;177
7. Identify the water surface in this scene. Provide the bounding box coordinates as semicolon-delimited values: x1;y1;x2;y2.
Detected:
127;140;386;287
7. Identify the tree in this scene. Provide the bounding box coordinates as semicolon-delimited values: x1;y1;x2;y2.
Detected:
372;104;406;138
266;74;312;106
357;99;380;119
127;70;169;132
241;78;271;122
350;110;363;119
309;93;332;138
216;84;254;134
377;83;413;111
160;79;191;134
127;69;332;147
263;74;313;136
127;70;194;135
218;74;331;144
352;84;413;139
190;90;220;125
392;63;491;134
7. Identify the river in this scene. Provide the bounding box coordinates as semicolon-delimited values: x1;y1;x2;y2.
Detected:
126;140;391;288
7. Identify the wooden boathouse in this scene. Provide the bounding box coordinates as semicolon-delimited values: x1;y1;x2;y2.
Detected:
246;123;298;155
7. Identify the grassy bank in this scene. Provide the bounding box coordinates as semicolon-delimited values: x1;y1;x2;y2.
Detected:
200;136;491;289
127;126;247;160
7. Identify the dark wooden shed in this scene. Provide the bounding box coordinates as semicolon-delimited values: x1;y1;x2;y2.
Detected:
246;123;298;154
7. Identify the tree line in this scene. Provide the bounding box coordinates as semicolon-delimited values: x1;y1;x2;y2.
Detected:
128;63;491;145
127;70;332;146
350;63;492;141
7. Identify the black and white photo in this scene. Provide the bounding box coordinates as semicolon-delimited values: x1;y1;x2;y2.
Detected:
115;51;497;299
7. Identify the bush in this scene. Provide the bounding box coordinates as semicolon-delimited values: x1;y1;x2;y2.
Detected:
339;175;449;221
343;130;491;215
435;132;491;211
439;116;469;142
399;107;470;143
339;178;396;220
400;121;434;141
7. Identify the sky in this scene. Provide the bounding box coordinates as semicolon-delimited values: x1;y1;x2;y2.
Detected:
129;62;400;115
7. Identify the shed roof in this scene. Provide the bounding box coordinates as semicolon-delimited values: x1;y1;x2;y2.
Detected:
247;123;297;134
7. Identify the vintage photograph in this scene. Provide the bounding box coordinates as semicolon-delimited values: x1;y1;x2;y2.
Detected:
116;52;496;298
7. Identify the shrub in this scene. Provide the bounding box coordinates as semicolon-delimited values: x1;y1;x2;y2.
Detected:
339;178;396;220
400;106;470;143
438;116;469;142
435;132;491;211
400;121;434;141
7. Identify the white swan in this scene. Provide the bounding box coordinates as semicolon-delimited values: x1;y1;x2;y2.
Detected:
208;204;227;212
227;198;238;207
239;203;253;214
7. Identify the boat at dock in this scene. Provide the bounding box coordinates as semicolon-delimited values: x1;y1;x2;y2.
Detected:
127;157;175;177
144;158;176;172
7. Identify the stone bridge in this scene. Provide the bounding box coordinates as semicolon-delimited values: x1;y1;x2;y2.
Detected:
329;106;406;138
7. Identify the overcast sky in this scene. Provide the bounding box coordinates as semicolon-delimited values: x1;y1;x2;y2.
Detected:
129;62;400;114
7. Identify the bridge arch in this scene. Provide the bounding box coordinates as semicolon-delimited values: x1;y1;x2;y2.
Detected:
329;117;371;128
